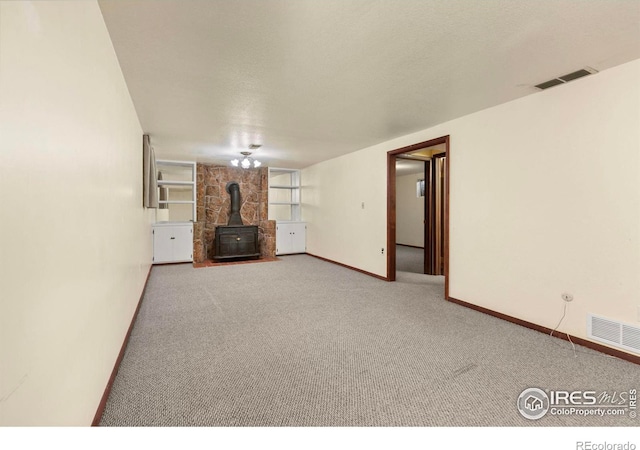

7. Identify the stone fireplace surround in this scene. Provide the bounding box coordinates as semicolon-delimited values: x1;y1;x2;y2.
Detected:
193;164;275;263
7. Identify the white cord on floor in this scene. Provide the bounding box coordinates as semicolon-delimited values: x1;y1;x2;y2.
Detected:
550;301;577;357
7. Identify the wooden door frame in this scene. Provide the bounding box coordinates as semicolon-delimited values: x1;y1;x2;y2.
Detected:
387;135;450;299
431;152;447;275
423;158;432;274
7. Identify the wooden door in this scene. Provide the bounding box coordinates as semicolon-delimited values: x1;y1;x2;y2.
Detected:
424;154;447;275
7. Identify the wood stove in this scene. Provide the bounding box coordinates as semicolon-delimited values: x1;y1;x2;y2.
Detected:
213;180;260;261
213;225;259;260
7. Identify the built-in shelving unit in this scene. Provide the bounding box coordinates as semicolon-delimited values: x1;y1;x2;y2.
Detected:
156;160;196;222
268;167;306;254
268;167;301;222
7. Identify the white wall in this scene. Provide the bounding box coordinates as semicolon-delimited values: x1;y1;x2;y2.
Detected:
302;59;640;355
303;149;388;275
396;173;424;247
0;1;153;425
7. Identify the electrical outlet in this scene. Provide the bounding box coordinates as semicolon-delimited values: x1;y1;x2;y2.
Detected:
561;293;573;303
381;248;384;255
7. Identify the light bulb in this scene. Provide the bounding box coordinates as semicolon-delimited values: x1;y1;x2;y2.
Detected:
253;160;261;168
241;157;251;169
231;159;239;167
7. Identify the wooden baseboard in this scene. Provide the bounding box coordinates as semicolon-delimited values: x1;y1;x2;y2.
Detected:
306;253;389;281
447;296;640;366
92;266;153;426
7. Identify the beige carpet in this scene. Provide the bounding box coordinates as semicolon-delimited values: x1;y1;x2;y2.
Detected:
396;244;424;274
100;255;640;426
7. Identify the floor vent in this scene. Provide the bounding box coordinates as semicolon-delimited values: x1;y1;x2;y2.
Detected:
587;314;640;354
535;67;598;90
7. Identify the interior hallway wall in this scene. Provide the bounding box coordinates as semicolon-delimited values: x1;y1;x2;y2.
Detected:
302;59;640;356
396;172;425;248
0;1;153;425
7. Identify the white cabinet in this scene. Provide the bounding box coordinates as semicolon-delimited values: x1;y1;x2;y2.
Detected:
276;222;306;255
152;223;193;263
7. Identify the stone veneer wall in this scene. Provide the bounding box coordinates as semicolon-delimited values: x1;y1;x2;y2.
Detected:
193;164;275;262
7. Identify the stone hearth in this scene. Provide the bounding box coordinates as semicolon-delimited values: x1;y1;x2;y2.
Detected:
193;164;275;263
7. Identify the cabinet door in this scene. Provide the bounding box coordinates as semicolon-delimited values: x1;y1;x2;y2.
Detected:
172;225;193;262
276;223;305;255
276;223;293;255
153;226;175;263
290;223;306;253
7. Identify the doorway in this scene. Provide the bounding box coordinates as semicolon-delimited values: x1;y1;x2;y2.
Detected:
387;136;449;298
394;156;427;273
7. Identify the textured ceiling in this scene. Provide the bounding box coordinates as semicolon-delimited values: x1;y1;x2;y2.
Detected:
99;0;640;168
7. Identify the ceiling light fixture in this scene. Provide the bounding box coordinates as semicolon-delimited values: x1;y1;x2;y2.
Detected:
231;151;261;169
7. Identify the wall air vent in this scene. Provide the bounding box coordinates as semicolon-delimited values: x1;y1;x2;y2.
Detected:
587;314;640;354
535;67;598;90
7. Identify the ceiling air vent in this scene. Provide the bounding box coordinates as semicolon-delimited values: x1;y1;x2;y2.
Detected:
535;67;598;90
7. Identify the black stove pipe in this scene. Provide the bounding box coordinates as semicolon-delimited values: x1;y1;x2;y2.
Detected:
226;181;243;225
